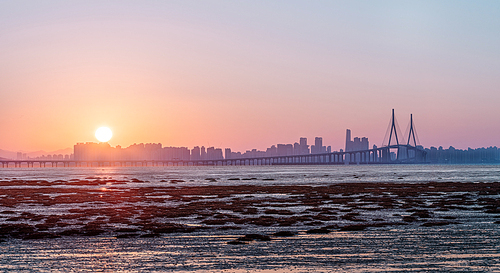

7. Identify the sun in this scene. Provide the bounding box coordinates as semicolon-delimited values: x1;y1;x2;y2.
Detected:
95;127;112;142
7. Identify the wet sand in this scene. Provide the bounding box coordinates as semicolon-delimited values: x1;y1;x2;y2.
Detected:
1;178;499;241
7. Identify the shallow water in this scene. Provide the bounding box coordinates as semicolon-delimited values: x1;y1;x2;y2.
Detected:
1;164;500;272
1;223;499;272
2;164;500;185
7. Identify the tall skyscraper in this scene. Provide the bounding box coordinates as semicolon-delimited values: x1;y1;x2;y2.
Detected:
266;145;277;157
311;137;326;154
315;137;322;148
345;129;369;151
293;142;300;155
201;146;206;160
345;129;352;152
191;146;201;160
299;137;309;155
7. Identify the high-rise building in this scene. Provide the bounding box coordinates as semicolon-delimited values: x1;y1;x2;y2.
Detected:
293;142;301;155
201;146;206;160
345;129;369;151
311;137;326;154
74;142;114;161
163;146;190;160
206;147;215;159
145;143;162;160
191;146;201;160
315;137;322;149
299;137;309;155
205;147;223;160
266;145;277;157
361;137;369;150
214;148;224;160
277;144;293;156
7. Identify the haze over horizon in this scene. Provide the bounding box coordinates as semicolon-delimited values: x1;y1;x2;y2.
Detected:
1;1;499;153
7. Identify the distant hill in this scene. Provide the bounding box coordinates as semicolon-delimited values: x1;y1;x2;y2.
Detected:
0;149;16;159
0;148;73;159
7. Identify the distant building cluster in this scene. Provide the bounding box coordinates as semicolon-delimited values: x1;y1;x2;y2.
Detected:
73;136;334;161
74;142;192;161
345;129;369;152
223;137;332;160
16;152;72;161
424;146;500;164
73;142;226;161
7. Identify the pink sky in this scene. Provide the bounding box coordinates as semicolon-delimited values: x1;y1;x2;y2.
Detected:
1;1;500;153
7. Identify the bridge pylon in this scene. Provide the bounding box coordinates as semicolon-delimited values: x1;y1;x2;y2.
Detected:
406;113;418;147
381;110;426;163
387;109;400;146
385;109;402;161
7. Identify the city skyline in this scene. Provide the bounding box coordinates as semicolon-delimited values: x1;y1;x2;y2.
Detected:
10;135;338;161
1;1;500;152
7;137;500;165
1;110;499;160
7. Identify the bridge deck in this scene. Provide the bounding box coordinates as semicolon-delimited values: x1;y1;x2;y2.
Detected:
1;145;426;167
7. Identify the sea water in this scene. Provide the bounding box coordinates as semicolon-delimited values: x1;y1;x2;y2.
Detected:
0;164;499;272
2;164;500;185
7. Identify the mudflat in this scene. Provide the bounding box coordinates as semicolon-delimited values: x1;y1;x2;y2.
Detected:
1;178;499;240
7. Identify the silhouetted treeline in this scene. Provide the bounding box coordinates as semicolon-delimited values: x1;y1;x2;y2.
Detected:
424;146;500;164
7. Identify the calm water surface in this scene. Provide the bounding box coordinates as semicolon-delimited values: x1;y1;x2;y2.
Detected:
2;164;500;185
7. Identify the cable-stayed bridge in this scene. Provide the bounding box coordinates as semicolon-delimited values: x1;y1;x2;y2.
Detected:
1;110;426;168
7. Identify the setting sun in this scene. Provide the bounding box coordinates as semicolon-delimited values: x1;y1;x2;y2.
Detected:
95;127;112;142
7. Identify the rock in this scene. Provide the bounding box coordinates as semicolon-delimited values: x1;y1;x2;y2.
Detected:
272;231;295;237
410;210;432;218
201;219;229;225
243;234;271;241
340;224;368;231
227;240;247;245
422;221;457;227
237;236;254;242
116;228;140;233
82;229;105;236
115;233;138;238
217;226;242;230
22;232;60;240
403;216;417;222
140;233;162;238
170;179;185;183
306;227;330;234
59;229;83;236
264;209;294;215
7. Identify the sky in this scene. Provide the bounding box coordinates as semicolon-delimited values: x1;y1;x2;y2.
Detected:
1;0;499;153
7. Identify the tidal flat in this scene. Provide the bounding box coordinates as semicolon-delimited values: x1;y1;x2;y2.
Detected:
1;169;500;271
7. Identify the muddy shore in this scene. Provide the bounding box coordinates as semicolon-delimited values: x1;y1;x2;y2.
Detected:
1;178;499;242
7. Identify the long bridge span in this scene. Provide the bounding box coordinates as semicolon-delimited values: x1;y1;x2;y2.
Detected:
1;110;426;168
0;144;425;168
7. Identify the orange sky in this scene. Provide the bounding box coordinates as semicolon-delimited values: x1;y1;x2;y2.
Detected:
1;1;500;153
